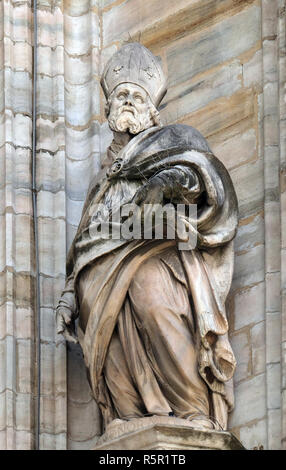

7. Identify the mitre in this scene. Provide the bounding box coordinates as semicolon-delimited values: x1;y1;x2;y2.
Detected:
101;43;167;107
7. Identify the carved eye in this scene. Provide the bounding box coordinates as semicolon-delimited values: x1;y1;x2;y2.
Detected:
134;94;143;103
117;92;126;100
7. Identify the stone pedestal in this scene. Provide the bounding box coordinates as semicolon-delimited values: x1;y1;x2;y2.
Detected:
93;417;245;450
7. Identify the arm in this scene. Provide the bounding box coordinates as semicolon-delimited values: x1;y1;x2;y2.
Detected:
132;165;201;205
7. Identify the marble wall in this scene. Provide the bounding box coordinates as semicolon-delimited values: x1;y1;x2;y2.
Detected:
0;0;285;450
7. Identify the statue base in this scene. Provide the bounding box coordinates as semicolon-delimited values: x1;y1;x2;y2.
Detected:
93;416;244;450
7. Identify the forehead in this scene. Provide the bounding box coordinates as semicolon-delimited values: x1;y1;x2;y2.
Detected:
113;83;148;96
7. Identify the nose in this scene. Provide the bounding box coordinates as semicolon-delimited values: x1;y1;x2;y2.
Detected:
124;94;134;106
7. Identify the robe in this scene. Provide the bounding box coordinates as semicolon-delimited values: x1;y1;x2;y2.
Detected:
57;123;238;431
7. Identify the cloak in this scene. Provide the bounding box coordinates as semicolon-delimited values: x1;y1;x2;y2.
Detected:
60;123;238;428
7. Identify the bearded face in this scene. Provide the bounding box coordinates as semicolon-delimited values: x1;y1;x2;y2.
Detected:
107;83;159;134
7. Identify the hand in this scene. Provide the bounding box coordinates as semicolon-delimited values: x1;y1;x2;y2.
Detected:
56;307;78;344
132;177;165;206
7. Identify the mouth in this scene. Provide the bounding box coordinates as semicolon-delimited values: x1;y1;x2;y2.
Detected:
120;106;135;115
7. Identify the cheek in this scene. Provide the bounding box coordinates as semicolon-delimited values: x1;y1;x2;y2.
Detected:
109;99;120;114
136;102;149;114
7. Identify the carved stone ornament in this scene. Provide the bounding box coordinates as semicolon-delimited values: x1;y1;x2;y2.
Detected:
56;42;239;448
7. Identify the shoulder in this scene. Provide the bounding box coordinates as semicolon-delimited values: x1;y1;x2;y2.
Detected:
157;123;212;154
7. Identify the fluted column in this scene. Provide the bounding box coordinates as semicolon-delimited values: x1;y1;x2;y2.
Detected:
0;0;34;449
35;0;67;449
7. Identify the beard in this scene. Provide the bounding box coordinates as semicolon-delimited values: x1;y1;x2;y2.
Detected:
108;106;153;134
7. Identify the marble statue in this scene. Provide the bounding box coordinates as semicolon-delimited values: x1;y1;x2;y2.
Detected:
56;43;238;434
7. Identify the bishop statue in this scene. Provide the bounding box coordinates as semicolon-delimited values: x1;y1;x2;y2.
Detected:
56;43;238;433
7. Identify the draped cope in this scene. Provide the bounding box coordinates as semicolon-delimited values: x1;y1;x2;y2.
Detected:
58;124;238;429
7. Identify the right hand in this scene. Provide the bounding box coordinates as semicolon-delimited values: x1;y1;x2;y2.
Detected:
131;177;165;206
56;307;78;344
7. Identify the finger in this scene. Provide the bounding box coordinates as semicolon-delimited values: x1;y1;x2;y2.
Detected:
62;328;78;344
143;189;162;206
62;310;72;325
56;316;66;335
56;315;77;343
133;187;147;206
152;189;164;204
132;193;143;206
141;194;151;205
66;322;79;344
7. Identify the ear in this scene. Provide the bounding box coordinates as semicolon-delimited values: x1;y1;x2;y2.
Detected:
149;101;161;127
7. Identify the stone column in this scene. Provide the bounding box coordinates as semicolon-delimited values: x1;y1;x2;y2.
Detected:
278;0;286;451
261;0;285;450
0;0;35;449
36;0;67;449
